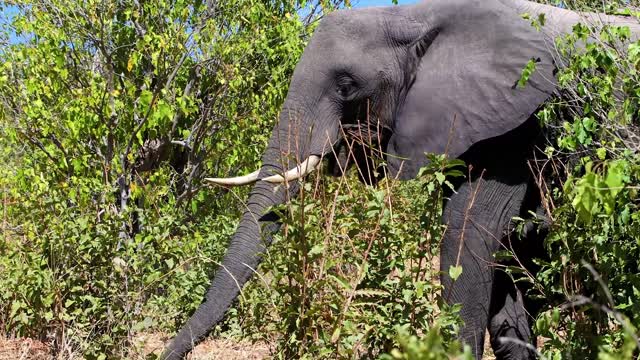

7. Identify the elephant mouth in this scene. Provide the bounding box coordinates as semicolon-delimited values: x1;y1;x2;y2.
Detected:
205;120;391;187
326;122;392;185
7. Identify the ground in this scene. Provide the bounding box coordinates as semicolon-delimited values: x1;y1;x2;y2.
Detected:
0;337;49;360
0;334;494;359
135;333;271;359
0;335;270;360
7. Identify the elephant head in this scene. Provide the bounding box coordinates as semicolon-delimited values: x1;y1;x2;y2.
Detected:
163;0;563;358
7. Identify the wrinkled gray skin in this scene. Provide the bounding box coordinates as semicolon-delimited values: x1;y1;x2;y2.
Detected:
163;1;640;359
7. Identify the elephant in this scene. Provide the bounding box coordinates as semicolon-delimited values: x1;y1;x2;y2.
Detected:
162;0;640;359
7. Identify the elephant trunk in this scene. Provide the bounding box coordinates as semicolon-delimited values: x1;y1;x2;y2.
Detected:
161;182;294;359
162;108;337;359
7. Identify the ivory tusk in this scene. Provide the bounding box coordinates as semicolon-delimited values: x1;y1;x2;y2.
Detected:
262;155;321;183
204;169;260;186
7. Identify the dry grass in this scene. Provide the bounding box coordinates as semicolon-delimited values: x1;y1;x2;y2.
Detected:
0;337;50;360
0;335;271;360
132;333;270;360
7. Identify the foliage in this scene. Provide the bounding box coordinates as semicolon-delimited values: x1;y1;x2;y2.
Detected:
230;153;468;359
0;0;339;356
530;3;640;358
379;325;472;360
2;0;640;358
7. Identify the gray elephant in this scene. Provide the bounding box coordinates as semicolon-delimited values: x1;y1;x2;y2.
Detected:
162;0;640;359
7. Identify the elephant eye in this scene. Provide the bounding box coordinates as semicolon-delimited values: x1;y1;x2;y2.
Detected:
336;78;356;99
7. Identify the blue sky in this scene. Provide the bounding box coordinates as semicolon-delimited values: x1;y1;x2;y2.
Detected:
353;0;418;6
1;5;23;45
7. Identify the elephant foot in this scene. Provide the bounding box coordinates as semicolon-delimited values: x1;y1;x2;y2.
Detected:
488;275;536;360
489;319;537;360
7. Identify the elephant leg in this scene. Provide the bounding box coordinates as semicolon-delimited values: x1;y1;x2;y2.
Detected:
488;269;536;360
488;203;549;359
440;177;529;359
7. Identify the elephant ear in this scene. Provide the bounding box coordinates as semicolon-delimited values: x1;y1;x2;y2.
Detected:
386;0;557;179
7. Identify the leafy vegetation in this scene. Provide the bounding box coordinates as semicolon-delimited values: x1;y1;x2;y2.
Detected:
0;0;340;356
227;154;469;359
1;0;640;359
530;2;640;357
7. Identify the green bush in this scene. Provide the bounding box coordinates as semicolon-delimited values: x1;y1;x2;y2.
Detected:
227;153;468;359
0;0;334;357
2;0;640;358
530;7;640;359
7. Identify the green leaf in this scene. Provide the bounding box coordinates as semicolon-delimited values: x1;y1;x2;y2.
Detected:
139;90;153;109
517;58;539;88
448;265;463;281
605;159;628;200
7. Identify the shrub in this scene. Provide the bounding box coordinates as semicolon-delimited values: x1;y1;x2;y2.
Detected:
228;152;469;358
0;0;334;356
530;3;640;358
